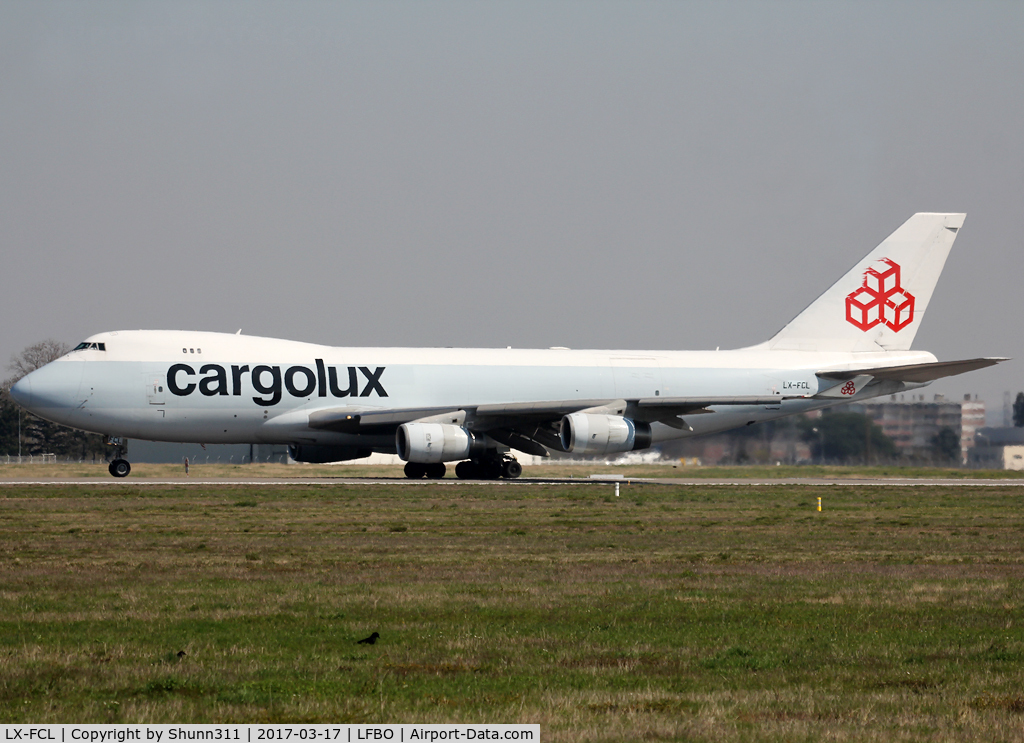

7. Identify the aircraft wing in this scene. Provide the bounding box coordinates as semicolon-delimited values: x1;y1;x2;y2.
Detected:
309;396;782;430
295;359;1008;454
304;395;784;456
475;396;780;417
307;406;462;433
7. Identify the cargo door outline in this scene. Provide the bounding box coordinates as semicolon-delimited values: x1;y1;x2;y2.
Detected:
145;372;166;413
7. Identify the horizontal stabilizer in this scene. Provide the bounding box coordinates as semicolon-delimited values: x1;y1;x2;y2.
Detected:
817;357;1008;384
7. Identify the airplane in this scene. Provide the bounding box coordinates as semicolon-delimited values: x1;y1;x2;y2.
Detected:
9;212;1005;479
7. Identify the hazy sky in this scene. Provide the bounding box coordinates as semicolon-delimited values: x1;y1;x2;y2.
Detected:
2;1;1022;423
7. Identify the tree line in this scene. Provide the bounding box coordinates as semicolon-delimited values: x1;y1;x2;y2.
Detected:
0;340;107;460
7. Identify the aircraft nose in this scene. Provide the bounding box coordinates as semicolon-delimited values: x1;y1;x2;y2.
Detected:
8;362;83;417
9;375;32;408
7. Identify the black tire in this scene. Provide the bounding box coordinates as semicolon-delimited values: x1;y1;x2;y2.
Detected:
110;459;131;478
425;462;447;479
404;462;427;479
455;461;477;480
481;460;503;480
502;459;522;479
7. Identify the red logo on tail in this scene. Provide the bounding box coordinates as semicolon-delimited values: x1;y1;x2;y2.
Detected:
845;258;915;332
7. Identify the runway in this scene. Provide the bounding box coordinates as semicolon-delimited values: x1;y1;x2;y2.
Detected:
1;476;1023;487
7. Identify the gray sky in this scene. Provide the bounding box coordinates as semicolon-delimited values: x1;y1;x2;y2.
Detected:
2;1;1022;423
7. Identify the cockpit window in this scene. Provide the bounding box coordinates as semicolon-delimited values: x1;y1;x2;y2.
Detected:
72;342;106;351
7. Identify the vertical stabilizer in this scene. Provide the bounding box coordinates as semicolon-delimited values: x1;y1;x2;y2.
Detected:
765;213;965;352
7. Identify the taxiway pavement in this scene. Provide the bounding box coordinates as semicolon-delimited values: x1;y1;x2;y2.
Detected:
1;476;1022;487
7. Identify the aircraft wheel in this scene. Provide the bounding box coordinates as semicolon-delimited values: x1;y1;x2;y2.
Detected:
501;459;522;479
404;462;427;479
109;459;131;478
425;462;447;479
481;460;503;480
455;461;477;480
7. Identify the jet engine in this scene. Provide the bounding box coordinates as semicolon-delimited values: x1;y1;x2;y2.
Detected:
560;414;652;455
288;444;372;464
396;422;487;463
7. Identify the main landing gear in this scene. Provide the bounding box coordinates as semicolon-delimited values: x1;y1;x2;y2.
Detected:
403;462;447;479
106;436;131;478
455;455;522;480
403;455;522;480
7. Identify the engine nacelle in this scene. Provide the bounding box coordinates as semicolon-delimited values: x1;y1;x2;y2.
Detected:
288;444;372;464
560;414;652;455
396;422;486;463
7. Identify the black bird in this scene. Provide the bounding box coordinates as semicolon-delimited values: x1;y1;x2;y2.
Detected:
176;650;187;659
357;632;380;645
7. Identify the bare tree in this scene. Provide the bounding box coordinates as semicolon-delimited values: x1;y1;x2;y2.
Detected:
7;339;70;383
2;339;105;460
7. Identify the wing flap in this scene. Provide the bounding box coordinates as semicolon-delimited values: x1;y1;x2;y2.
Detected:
485;428;551;457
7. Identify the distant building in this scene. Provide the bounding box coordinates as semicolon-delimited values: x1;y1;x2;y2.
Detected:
969;427;1024;470
961;396;986;461
850;393;984;464
658;421;812;466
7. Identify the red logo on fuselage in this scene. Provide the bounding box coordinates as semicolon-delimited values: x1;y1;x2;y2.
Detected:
845;258;915;332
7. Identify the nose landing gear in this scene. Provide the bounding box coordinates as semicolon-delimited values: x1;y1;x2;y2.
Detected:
106;437;131;478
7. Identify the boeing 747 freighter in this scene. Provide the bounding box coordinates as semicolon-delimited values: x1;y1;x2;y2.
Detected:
10;213;1004;478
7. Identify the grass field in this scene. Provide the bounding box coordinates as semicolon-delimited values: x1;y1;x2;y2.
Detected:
2;481;1024;740
3;461;1024;480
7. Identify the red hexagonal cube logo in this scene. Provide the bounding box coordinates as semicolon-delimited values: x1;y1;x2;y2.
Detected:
845;258;915;332
864;258;900;298
846;286;882;330
882;288;915;332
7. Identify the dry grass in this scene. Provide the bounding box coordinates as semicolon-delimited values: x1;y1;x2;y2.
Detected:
0;482;1023;740
2;461;1023;481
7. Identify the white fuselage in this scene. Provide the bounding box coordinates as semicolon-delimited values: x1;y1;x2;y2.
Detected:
12;329;934;452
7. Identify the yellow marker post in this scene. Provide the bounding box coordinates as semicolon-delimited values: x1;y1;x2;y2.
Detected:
817;496;822;512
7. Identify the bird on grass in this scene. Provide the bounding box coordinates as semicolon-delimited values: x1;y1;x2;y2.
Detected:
357;632;380;645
